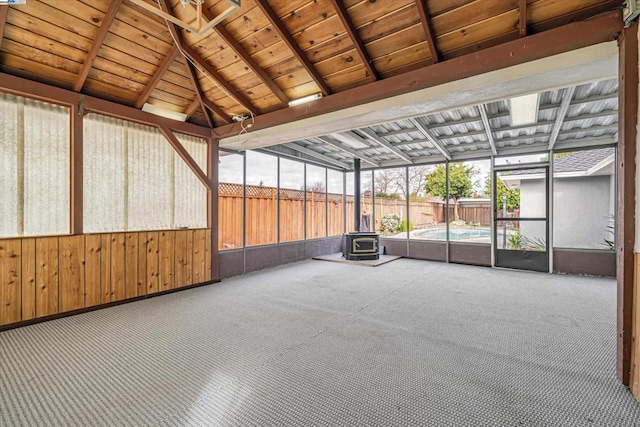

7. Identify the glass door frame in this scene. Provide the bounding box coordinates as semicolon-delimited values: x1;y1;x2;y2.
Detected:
492;161;550;273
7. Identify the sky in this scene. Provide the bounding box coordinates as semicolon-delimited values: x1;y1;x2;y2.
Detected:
219;151;343;191
219;150;547;196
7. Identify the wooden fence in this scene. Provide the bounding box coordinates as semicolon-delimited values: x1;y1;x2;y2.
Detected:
218;183;505;248
218;183;344;248
0;229;211;327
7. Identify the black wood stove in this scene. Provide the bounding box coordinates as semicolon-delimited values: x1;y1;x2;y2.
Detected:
342;232;380;261
343;159;380;261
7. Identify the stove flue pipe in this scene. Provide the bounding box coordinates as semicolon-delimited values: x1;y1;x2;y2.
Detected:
354;158;361;233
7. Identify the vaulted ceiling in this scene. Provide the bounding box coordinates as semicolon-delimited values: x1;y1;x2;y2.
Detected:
0;0;624;131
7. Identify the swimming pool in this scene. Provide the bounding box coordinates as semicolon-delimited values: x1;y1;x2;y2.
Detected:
414;228;492;240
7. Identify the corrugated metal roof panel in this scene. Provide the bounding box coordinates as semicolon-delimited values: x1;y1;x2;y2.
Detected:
269;79;618;169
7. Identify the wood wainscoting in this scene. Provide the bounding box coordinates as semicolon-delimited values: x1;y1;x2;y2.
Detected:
0;229;212;328
632;252;640;399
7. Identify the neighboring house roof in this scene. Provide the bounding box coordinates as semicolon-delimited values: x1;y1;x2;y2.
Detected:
553;147;615;174
499;148;615;189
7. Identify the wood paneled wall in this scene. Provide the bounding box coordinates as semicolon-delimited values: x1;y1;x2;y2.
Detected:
631;252;640;399
0;229;212;327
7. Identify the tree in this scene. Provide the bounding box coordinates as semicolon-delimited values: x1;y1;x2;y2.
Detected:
374;166;431;199
424;163;476;221
406;165;431;198
304;181;326;193
485;176;520;211
374;170;393;195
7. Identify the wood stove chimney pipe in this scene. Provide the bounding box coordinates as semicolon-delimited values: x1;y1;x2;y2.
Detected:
354;158;361;232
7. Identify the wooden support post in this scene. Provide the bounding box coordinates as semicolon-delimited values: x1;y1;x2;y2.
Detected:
207;134;219;280
70;98;84;235
618;21;638;388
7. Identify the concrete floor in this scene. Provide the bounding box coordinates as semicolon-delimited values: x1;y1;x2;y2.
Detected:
1;259;639;426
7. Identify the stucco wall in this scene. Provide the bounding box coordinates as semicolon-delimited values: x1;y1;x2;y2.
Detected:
518;180;547;246
519;175;613;249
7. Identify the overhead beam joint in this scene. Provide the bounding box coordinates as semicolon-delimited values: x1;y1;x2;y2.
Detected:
358;129;413;163
158;0;258;117
478;104;498;156
548;86;576;150
408;118;452;160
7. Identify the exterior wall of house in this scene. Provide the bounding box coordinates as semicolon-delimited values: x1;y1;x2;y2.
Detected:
519;175;612;249
519;180;547;246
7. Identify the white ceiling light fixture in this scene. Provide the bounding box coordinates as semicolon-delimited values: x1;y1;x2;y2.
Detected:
509;93;540;126
128;0;240;36
142;103;188;122
288;93;323;108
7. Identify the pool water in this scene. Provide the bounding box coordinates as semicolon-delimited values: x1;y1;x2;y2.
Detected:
415;228;491;240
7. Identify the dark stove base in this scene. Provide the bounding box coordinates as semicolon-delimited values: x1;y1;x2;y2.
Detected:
343;253;380;261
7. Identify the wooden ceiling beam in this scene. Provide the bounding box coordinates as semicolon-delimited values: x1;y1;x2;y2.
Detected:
0;6;8;49
185;98;199;119
180;43;259;116
184;61;215;128
327;0;379;81
477;104;497;156
529;0;621;34
135;45;179;109
212;10;622;140
519;0;527;37
414;0;440;63
158;6;221;126
158;0;258;116
254;0;332;96
202;97;231;124
198;6;289;106
74;0;123;92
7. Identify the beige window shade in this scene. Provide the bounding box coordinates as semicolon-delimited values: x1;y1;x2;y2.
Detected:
0;93;70;238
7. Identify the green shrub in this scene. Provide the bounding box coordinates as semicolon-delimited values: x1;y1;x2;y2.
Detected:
380;214;402;234
507;230;522;250
399;220;414;232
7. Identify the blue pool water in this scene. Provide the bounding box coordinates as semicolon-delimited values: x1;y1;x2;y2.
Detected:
415;228;491;240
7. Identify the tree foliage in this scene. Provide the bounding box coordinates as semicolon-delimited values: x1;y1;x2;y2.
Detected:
485;176;520;210
376;192;401;199
424;163;476;201
424;163;476;221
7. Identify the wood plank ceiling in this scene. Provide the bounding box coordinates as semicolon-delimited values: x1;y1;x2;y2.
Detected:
0;0;623;128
